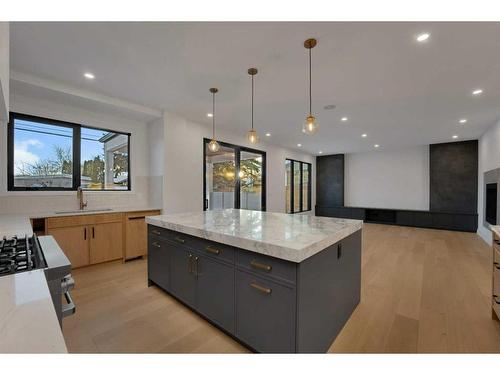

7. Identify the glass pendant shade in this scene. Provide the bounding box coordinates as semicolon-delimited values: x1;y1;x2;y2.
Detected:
303;115;319;135
208;138;220;152
247;129;259;144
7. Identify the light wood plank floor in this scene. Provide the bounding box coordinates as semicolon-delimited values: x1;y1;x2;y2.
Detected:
62;224;500;353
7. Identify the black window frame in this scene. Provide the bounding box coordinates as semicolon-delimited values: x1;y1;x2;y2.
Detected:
7;112;131;192
203;138;266;211
286;158;312;214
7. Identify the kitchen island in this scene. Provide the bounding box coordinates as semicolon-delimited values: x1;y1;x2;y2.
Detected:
146;209;363;353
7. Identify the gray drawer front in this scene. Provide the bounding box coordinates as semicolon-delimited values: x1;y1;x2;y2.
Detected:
236;249;296;284
170;245;197;307
148;226;234;264
235;270;296;353
147;236;171;291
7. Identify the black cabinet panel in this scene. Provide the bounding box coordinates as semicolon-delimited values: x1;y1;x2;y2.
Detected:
316;154;344;207
170;245;197;307
430;140;478;214
366;209;396;224
350;208;366;220
235;270;296;353
396;211;414;226
413;212;433;228
148;236;170;291
196;255;235;333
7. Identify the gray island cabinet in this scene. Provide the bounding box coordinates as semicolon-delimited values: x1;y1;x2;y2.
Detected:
146;209;362;353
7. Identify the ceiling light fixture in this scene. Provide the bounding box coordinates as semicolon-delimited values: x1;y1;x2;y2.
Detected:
206;113;213;118
361;133;367;138
472;89;483;96
207;88;220;153
84;72;95;79
302;38;319;135
416;33;430;42
246;68;259;144
452;135;458;139
374;144;380;148
297;143;302;147
265;133;271;137
341;117;348;122
459;119;467;124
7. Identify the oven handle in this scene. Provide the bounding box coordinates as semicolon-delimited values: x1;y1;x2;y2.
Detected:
62;291;76;318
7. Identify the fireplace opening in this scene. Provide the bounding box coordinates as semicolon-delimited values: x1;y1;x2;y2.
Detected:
486;183;497;225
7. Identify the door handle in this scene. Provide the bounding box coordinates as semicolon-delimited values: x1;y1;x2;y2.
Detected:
92;226;95;239
174;236;185;244
152;242;161;248
250;282;272;294
250;260;272;272
187;254;193;274
206;245;220;255
151;229;161;236
194;256;199;278
84;227;86;240
337;243;342;259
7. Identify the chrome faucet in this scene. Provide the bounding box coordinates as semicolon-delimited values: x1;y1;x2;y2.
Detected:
77;186;88;210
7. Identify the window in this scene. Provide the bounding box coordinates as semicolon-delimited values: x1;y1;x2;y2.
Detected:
203;138;266;211
8;112;131;191
285;159;311;213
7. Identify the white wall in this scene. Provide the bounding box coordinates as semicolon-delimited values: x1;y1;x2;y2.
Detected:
344;146;429;210
478;119;500;244
0;93;157;213
162;111;315;214
0;22;9;121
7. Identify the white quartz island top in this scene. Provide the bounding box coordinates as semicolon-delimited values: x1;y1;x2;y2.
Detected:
0;270;67;353
146;209;363;263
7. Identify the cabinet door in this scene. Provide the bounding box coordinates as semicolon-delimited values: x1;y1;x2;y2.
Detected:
235;270;296;353
148;237;170;291
170;245;196;307
126;217;147;259
196;255;235;333
48;225;89;268
89;222;123;264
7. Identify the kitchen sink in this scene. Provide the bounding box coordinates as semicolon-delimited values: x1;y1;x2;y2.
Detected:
54;208;114;214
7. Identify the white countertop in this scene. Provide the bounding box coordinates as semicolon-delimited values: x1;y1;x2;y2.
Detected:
0;270;67;353
491;225;500;239
146;209;363;263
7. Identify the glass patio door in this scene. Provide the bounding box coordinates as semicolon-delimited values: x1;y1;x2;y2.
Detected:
204;139;266;211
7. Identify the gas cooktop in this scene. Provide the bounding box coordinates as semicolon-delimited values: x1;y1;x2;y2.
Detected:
0;235;47;277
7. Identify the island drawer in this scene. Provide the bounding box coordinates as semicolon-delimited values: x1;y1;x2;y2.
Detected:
148;226;196;248
236;249;296;284
148;236;171;291
235;269;296;353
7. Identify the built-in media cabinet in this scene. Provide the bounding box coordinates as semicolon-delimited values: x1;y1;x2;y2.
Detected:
492;227;500;321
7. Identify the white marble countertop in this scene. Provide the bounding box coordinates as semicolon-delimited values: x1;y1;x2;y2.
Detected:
0;270;67;353
491;225;500;239
146;209;363;263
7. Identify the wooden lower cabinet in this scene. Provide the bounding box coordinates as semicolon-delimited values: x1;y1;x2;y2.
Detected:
90;222;123;264
47;225;89;268
125;210;161;259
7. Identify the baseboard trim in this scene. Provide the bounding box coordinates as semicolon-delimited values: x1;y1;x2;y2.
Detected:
477;225;492;245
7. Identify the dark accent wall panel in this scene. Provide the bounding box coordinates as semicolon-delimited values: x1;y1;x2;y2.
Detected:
430;140;478;214
316;154;344;207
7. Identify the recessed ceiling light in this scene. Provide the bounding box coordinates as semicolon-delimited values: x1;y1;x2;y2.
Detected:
361;133;367;138
206;113;213;118
84;72;95;79
459;119;467;124
416;33;430;42
323;104;336;110
318;151;323;154
374;144;380;148
265;133;271;137
341;117;348;122
297;143;302;147
472;89;483;96
452;135;458;139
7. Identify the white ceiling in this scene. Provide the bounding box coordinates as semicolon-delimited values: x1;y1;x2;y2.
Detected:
10;22;500;154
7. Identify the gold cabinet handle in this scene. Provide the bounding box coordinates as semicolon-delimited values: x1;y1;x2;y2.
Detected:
250;282;272;294
187;253;193;274
250;260;272;272
152;242;161;248
174;236;185;244
151;229;161;235
206;245;220;255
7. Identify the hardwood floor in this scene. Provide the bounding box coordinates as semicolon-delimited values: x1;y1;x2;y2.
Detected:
62;223;500;353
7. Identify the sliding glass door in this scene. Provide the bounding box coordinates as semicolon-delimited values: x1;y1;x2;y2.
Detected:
204;139;266;211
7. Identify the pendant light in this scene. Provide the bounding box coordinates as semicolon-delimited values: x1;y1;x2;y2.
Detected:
303;38;319;135
208;88;220;152
247;68;259;144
